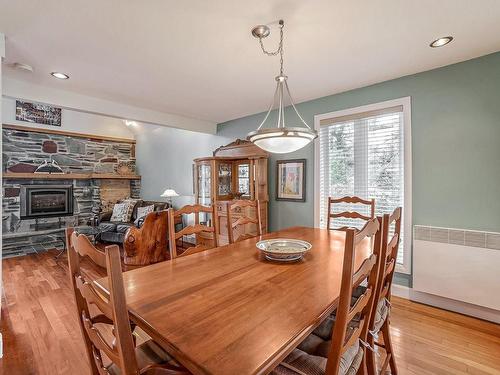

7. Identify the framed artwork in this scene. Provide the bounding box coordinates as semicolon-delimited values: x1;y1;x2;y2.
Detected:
15;100;62;126
276;159;306;202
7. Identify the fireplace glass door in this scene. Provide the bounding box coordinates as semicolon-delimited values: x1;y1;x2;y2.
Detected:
20;185;74;219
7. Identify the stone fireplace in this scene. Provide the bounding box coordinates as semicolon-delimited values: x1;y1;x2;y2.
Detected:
2;125;141;257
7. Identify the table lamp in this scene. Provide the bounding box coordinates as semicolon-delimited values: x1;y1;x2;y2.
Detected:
160;188;180;207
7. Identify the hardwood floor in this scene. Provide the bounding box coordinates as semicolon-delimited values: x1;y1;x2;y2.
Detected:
1;250;500;375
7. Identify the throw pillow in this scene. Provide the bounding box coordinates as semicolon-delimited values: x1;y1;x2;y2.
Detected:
137;204;155;220
122;198;140;222
110;202;130;222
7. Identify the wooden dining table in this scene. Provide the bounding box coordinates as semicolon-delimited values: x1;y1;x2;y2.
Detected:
94;226;372;375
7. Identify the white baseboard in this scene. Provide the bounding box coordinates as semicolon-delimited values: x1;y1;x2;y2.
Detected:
392;285;500;324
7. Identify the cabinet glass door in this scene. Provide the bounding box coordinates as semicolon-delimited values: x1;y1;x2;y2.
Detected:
198;164;211;205
237;163;250;198
218;162;232;197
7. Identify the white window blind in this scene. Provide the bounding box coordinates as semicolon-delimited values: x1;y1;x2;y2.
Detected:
319;106;406;264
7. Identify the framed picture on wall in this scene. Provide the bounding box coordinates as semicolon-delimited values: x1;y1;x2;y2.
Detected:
15;100;62;126
276;159;306;202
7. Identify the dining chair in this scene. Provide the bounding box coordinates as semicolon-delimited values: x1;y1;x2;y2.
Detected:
272;217;383;375
366;207;402;375
327;196;375;231
66;228;188;375
226;199;262;244
168;204;218;259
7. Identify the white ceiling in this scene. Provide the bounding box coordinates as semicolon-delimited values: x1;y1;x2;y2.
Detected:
1;0;500;125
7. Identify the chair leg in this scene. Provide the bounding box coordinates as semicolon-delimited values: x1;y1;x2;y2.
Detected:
365;333;377;375
358;355;368;375
380;320;397;375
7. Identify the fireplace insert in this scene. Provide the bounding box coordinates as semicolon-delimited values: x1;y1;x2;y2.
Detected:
20;184;74;219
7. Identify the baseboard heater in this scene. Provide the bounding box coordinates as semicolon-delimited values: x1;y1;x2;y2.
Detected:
413;225;500;315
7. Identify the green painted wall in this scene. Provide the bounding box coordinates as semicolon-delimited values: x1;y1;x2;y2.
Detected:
217;52;500;286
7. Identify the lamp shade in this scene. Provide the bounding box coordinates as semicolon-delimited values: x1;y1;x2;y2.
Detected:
160;189;179;198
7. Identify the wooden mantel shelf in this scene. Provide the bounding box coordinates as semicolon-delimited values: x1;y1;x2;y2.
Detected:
2;172;141;180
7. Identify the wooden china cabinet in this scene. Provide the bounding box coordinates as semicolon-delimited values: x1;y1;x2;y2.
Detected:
193;139;269;245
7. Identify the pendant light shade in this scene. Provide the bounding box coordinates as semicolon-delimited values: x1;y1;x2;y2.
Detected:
246;20;317;154
248;128;317;154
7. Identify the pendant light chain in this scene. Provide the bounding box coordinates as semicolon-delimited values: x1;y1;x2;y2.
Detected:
258;21;285;75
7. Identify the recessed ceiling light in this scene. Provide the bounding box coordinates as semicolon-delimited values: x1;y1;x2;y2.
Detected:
50;72;69;79
430;36;453;48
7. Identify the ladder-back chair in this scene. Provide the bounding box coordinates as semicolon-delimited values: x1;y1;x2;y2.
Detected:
226;200;262;244
168;204;218;259
327;196;375;231
366;207;402;375
272;218;383;375
66;228;187;375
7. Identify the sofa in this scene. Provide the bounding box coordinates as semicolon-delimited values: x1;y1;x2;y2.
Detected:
98;200;170;244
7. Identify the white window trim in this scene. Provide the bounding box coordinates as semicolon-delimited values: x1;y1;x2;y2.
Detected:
314;97;412;274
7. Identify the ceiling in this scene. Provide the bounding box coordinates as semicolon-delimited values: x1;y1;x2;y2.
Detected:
1;0;500;125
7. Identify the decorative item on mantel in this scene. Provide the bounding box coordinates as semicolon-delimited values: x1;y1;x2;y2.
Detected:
34;160;64;174
246;20;317;154
116;161;134;175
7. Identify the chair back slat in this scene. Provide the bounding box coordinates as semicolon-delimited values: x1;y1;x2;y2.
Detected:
327;196;375;231
175;223;215;239
81;312;121;364
325;217;383;375
76;277;114;320
174;204;213;216
168;204;218;259
227;200;262;244
330;211;372;221
177;244;212;257
71;231;107;268
67;227;139;375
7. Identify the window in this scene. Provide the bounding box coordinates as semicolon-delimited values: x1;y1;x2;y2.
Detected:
314;98;412;273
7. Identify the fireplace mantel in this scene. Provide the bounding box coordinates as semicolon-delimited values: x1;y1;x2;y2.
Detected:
3;172;141;180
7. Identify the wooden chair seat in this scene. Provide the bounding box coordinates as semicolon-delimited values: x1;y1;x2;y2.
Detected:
106;339;181;375
272;344;363;375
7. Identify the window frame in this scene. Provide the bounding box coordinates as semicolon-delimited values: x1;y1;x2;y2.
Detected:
314;97;412;274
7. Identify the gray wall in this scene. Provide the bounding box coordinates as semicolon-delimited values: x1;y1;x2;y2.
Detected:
217;52;500;286
133;123;231;207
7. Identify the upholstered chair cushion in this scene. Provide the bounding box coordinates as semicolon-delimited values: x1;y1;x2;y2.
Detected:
272;341;363;375
373;298;390;333
98;222;117;233
106;339;178;375
299;325;357;358
116;223;133;234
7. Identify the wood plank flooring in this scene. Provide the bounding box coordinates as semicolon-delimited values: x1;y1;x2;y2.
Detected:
1;250;500;375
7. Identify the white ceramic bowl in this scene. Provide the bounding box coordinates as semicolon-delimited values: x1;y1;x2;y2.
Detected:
256;238;312;262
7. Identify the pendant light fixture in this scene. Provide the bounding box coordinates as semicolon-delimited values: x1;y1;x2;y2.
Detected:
247;20;317;154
